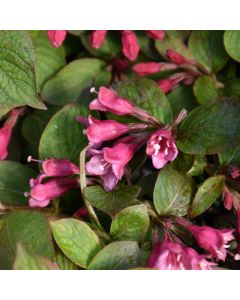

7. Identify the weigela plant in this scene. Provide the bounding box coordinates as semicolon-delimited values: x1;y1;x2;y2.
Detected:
1;30;240;270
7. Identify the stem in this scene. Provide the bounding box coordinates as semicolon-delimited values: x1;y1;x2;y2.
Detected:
79;147;103;230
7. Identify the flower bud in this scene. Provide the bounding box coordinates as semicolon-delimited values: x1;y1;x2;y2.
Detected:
121;31;140;61
89;30;107;49
48;30;67;48
146;30;165;40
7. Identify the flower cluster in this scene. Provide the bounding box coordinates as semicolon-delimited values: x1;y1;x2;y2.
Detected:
81;86;180;192
26;157;80;207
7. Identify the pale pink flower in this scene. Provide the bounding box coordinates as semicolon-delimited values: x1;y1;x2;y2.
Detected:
89;30;108;49
187;225;235;261
29;177;79;207
48;30;67;48
0;109;22;160
146;129;178;169
121;30;140;61
146;30;165;40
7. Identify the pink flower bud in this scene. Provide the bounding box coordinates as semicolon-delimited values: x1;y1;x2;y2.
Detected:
48;30;67;48
42;158;79;177
146;30;165;40
187;225;235;261
121;31;140;61
167;49;187;65
224;190;233;210
89;30;108;49
0;109;22;160
112;57;129;71
85;116;130;144
133;62;162;76
146;129;178;169
157;79;173;94
89;87;134;115
158;73;187;94
29;178;79;207
73;207;89;219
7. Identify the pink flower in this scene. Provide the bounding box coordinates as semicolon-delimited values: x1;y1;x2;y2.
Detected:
146;129;178;169
29;177;79;207
86;142;138;191
167;49;187;65
42;158;80;177
84;116;130;144
224;190;233;210
133;62;162;76
146;30;165;40
89;30;108;49
73;207;89;219
121;31;140;61
229;166;240;179
187;225;235;261
147;239;214;270
48;30;67;48
89;87;134;115
0;109;22;160
158;79;173;94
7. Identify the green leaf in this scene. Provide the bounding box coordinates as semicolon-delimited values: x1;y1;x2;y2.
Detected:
189;176;225;218
13;243;59;270
42;58;111;106
0;210;54;269
30;31;66;90
177;99;240;155
188;155;207;176
224;31;240;63
218;143;240;166
115;77;172;124
155;33;194;60
50;218;102;268
0;30;46;114
39;104;88;164
193;75;220;104
83;185;141;216
53;247;78;270
189;31;228;73
135;31;160;60
80;31;121;59
0;161;37;206
88;241;139;270
153;165;195;216
110;204;150;241
168;85;198;115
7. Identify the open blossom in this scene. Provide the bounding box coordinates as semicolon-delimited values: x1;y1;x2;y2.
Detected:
29;177;79;207
187;225;235;261
42;158;79;177
146;129;178;169
146;30;165;40
147;239;214;270
0;109;22;160
86;141;138;191
121;31;140;61
89;30;107;48
48;30;67;48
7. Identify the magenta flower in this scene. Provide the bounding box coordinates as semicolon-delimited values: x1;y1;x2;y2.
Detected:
0;109;22;160
84;116;130;144
48;30;67;48
146;30;165;40
89;87;134;115
89;30;108;49
86;141;138;191
29;177;79;207
187;225;235;261
147;239;213;270
133;62;162;76
121;31;140;61
146;129;178;169
42;158;80;177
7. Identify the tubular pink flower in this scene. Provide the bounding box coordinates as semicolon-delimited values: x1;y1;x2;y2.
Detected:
167;49;187;65
29;178;79;208
187;225;235;261
89;30;108;49
147;239;214;270
42;158;80;177
48;30;67;48
0;109;22;160
84;116;130;144
146;30;165;40
157;79;173;94
121;30;140;61
224;190;233;210
89;87;134;115
133;62;162;76
146;129;178;169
